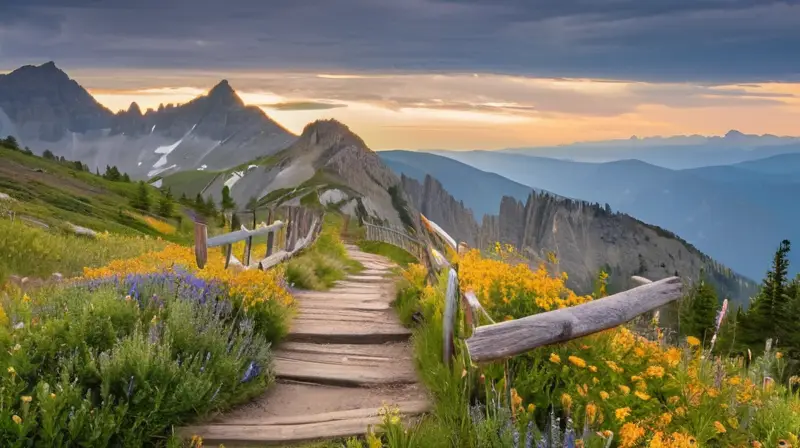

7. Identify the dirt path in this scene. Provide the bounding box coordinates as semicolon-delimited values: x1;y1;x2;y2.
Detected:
179;245;429;446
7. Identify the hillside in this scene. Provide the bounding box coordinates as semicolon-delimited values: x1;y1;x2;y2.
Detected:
400;173;758;304
163;119;416;229
0;141;188;239
379;150;538;218
0;62;295;180
432;149;797;280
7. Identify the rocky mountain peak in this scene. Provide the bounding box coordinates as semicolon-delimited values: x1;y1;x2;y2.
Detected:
207;79;243;107
724;129;745;138
126;102;143;116
301;119;367;149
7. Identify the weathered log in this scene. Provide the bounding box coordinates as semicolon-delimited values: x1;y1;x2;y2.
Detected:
205;221;284;248
194;221;208;269
465;276;683;363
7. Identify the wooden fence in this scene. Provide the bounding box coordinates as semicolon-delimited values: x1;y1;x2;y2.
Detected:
194;205;322;271
363;222;426;261
368;214;686;365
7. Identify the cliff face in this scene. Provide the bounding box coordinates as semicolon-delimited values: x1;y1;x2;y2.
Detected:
400;174;478;246
400;180;757;304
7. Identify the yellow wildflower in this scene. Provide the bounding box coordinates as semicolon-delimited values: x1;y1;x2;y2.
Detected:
619;423;645;448
713;421;726;434
589;365;598;372
527;403;535;413
635;391;650;401
658;413;672;427
776;352;784;359
667;396;680;405
646;366;665;378
12;344;21;351
631;375;643;382
561;393;573;410
615;407;631;422
569;356;587;368
21;396;32;403
7;366;16;376
599;391;610;401
12;415;21;425
674;407;687;417
618;385;631;395
592;377;600;385
549;353;561;364
686;336;701;347
50;393;56;399
605;360;624;373
649;432;665;448
585;402;598;424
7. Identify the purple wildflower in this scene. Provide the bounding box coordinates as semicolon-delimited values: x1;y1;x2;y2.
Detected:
240;361;261;383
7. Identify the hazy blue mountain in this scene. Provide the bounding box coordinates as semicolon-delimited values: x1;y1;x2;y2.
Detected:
498;130;800;169
430;150;798;280
378;150;537;218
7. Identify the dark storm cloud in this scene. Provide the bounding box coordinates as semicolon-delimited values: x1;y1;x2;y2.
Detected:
1;0;798;82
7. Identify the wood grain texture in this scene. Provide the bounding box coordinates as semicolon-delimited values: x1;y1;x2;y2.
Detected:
466;276;684;362
177;401;428;445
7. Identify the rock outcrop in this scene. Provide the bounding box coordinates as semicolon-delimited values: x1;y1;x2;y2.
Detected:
400;178;758;304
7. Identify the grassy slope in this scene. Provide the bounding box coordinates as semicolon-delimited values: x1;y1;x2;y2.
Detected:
158;169;221;198
285;213;363;290
356;240;416;268
0;146;192;240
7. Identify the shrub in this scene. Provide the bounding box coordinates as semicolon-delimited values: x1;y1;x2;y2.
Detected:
0;269;276;446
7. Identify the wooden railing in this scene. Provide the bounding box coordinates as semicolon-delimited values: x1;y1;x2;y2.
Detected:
363;222;426;261
412;214;685;365
194;206;323;271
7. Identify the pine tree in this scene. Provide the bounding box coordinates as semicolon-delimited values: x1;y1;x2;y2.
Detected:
221;186;236;213
205;195;217;219
739;240;792;352
121;173;131;182
179;192;188;204
680;275;719;341
157;188;174;218
230;213;242;232
2;135;19;150
131;181;151;212
43;150;55;160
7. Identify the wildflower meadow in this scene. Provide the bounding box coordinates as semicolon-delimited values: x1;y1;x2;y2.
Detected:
366;243;800;448
0;236;294;446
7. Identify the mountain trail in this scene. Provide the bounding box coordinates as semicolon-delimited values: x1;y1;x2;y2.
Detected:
178;245;429;446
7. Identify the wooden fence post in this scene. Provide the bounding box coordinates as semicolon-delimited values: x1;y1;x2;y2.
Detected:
243;235;252;267
194;220;208;269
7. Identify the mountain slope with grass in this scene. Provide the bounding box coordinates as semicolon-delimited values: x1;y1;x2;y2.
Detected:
165;119;419;229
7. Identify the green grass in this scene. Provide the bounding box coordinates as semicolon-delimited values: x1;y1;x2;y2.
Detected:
0;219;168;283
158;170;221;199
0;146;193;242
357;240;417;267
285;213;363;290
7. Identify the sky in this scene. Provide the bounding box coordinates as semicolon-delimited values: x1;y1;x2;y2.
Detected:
1;0;800;149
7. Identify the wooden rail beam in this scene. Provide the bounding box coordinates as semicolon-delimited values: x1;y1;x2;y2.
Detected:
465;276;684;363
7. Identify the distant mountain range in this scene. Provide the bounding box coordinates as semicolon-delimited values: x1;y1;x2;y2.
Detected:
0;62;295;179
416;150;798;280
495;130;800;169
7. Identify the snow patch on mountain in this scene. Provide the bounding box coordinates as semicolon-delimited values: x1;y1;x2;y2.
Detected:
148;164;177;178
224;171;245;189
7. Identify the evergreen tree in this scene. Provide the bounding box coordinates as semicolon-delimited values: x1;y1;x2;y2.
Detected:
42;150;55;160
157;188;174;218
739;240;792;352
73;161;84;171
221;186;236;213
179;192;188;204
121;173;131;182
194;193;207;216
680;274;719;341
2;135;19;150
95;167;100;176
205;195;217;219
131;181;151;212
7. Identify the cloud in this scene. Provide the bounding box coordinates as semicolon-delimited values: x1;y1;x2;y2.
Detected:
261;101;348;111
0;0;798;82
